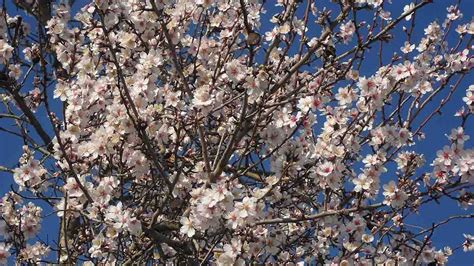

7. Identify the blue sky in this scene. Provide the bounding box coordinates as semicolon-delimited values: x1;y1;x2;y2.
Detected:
0;0;472;264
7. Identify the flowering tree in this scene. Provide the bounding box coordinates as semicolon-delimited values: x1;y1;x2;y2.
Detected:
0;0;473;264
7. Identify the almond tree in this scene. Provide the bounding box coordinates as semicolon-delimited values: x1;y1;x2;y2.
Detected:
0;0;473;264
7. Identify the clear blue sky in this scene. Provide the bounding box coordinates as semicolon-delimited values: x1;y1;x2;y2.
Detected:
0;0;472;264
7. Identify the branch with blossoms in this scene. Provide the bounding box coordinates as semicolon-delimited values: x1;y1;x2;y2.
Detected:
0;0;473;264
